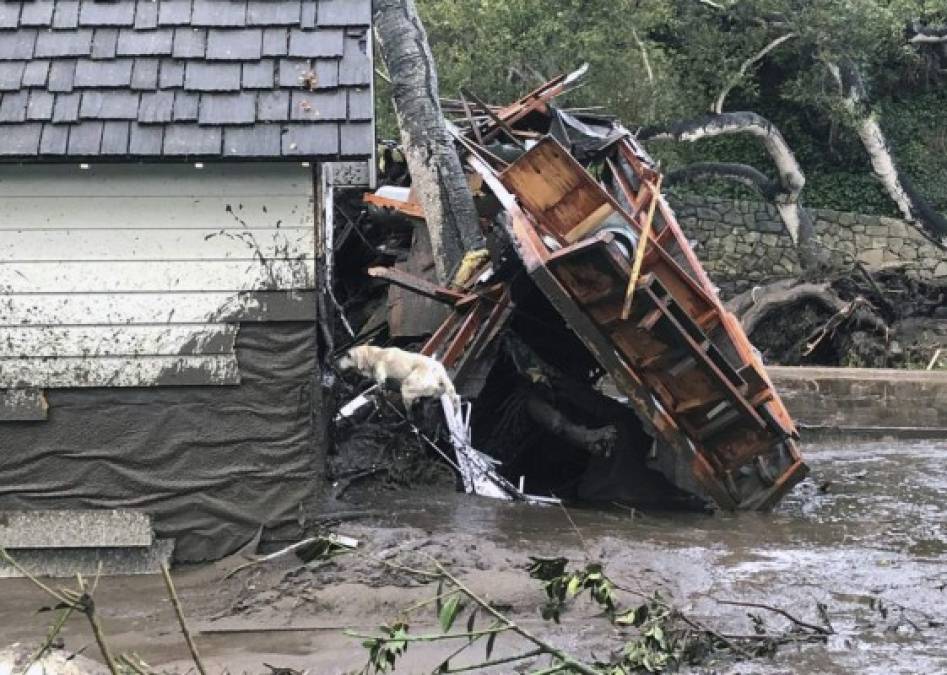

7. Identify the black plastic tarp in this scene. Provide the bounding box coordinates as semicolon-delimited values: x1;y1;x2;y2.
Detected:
0;323;322;562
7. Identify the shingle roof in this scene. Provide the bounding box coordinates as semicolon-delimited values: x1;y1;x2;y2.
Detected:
0;1;373;160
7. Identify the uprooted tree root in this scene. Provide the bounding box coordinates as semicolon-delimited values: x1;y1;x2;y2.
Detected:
350;553;832;674
726;265;946;368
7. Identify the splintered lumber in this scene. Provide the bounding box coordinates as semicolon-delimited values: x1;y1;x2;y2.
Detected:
621;174;662;320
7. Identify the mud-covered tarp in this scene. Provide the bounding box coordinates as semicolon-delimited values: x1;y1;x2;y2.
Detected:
0;323;321;562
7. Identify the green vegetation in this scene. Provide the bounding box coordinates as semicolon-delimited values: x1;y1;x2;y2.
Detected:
376;0;947;216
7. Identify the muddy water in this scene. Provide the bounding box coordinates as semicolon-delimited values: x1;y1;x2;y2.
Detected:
358;437;947;673
1;437;945;674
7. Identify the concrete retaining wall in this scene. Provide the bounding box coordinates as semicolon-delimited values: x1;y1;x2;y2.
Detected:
768;366;947;434
668;194;946;287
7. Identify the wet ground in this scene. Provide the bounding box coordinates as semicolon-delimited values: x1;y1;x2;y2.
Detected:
2;436;946;674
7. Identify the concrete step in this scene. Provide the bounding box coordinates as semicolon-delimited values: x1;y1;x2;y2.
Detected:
0;509;172;578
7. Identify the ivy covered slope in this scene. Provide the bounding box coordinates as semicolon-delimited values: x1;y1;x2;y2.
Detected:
376;0;947;219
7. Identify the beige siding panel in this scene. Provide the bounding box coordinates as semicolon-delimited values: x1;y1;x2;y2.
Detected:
0;355;240;388
4;228;314;261
0;290;316;326
0;325;237;358
0;164;312;198
0;196;313;231
0;259;314;293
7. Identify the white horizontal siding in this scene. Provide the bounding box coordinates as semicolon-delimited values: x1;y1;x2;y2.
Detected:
0;163;312;198
3;228;314;260
0;259;314;293
0;325;237;358
0;196;312;231
0;355;240;388
0;163;315;393
1;290;315;326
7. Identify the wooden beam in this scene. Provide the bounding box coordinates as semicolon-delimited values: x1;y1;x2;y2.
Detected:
621;175;662;319
367;266;466;304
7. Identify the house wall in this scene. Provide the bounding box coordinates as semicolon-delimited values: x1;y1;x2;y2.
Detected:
0;163;324;561
0;163;315;406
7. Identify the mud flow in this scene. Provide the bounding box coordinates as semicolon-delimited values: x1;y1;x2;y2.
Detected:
1;437;945;674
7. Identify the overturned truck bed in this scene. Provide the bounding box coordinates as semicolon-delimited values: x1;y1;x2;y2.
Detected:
369;71;807;510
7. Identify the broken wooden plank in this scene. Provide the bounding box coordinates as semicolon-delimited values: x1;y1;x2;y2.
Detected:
367;266;466;305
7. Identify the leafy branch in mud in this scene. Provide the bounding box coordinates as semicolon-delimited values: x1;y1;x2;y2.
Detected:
350;554;833;674
0;547;204;675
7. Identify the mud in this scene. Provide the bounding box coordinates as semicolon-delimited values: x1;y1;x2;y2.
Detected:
1;438;945;674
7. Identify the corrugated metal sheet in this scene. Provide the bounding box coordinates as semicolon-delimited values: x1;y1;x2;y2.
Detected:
0;162;315;392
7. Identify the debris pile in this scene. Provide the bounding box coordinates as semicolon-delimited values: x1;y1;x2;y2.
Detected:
726;268;947;369
331;69;808;511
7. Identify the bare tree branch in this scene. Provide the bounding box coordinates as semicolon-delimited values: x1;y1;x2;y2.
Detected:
714;33;796;114
825;58;947;243
665;161;781;201
908;22;947;44
641;113;807;239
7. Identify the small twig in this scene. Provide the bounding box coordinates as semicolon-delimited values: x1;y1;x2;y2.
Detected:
426;557;600;675
117;653;152;675
553;498;590;557
928;348;943;370
0;547;75;607
26;604;77;671
714;33;796;113
716;599;833;635
440;648;544;673
76;574;120;675
223;535;356;579
161;563;208;675
346;625;511;643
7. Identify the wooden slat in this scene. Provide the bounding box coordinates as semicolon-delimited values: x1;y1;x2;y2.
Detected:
0;196;313;231
0;290;316;326
2;228;314;261
0;259;314;293
0;325;237;358
0;163;312;198
0;354;240;388
500;138;613;243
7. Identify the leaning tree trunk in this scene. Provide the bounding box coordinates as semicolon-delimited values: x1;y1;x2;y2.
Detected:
374;0;482;283
640;112;827;273
826;59;947;245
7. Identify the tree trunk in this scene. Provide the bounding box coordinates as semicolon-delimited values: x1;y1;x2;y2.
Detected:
826;59;947;244
641;112;827;273
373;0;482;283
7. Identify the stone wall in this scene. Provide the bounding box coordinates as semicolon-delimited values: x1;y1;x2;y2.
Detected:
667;194;947;288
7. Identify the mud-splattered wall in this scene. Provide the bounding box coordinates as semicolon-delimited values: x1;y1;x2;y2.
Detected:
0;163;324;561
0;163;316;418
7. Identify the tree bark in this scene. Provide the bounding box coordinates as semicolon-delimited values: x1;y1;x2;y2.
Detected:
641;112;826;272
524;393;617;457
373;0;482;283
826;59;947;244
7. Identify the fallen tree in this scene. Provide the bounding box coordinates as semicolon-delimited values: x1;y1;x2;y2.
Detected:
640;113;826;274
726;267;945;368
825;58;947;246
373;0;481;283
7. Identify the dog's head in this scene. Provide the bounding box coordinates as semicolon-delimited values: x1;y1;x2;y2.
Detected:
335;346;369;373
335;348;357;372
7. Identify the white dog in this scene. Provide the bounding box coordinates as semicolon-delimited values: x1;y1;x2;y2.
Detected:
337;345;460;410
